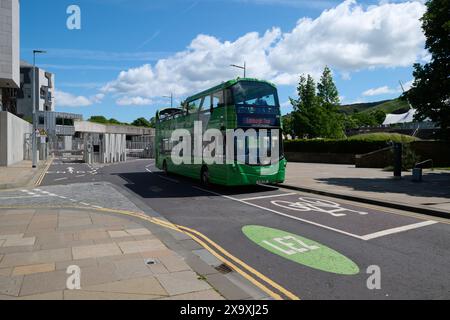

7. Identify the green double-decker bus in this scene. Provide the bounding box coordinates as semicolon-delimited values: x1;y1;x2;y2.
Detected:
155;78;287;186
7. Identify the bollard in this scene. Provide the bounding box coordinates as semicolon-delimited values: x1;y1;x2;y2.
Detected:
412;168;423;182
393;143;403;179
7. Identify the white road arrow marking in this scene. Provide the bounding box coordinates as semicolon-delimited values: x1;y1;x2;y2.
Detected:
67;167;74;174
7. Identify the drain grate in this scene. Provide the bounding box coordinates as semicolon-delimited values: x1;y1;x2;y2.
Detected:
215;263;233;274
144;258;159;266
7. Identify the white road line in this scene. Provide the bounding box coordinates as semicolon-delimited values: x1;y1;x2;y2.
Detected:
54;178;68;181
241;193;297;201
145;168;179;184
156;174;179;184
0;195;41;200
360;221;438;240
193;186;439;241
193;186;366;240
92;205;104;209
80;202;90;206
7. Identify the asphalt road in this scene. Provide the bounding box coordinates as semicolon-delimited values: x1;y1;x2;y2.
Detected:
37;158;450;299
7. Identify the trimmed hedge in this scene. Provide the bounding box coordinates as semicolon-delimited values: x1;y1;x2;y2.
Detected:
284;133;419;155
347;133;418;143
284;139;389;155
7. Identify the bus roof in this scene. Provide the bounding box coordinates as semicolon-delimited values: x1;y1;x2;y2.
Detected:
184;78;277;104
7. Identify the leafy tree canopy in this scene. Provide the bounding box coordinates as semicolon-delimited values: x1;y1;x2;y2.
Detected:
405;0;450;133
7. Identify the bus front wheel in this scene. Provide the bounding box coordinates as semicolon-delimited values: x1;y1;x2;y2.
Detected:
201;166;210;186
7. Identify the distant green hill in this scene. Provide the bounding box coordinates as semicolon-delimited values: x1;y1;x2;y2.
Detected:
340;98;410;115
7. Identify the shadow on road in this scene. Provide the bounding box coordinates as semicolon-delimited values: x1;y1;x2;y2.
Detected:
316;172;450;200
113;170;280;199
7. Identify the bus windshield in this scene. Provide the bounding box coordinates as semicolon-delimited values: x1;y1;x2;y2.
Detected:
231;81;279;115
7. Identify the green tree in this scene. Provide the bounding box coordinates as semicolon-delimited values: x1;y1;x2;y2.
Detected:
290;75;321;138
317;66;340;106
88;116;109;124
282;113;294;137
371;110;386;125
405;0;450;133
316;66;345;139
290;68;345;139
131;117;153;128
108;118;123;125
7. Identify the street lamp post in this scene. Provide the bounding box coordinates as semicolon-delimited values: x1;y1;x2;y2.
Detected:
32;50;46;168
230;62;246;78
163;93;173;108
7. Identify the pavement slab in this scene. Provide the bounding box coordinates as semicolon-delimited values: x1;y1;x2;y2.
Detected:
72;243;122;260
160;289;224;300
12;263;55;276
0;248;72;268
0;275;23;296
82;276;168;296
117;239;166;254
156;270;211;296
63;290;159;300
20;270;68;296
0;203;236;300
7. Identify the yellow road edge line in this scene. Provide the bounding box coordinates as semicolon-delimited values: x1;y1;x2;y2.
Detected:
35;157;54;187
0;204;300;299
172;222;300;301
89;207;284;300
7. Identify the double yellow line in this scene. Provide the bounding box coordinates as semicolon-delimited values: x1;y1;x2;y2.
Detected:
89;207;300;300
35;157;54;187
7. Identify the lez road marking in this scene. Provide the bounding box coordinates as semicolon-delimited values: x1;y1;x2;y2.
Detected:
271;197;368;217
193;187;438;241
243;225;359;275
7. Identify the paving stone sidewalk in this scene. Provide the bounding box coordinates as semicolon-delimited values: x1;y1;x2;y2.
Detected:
0;160;48;190
0;207;223;300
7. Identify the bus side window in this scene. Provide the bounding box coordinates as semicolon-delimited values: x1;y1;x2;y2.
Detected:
188;98;201;113
201;95;212;113
212;91;224;109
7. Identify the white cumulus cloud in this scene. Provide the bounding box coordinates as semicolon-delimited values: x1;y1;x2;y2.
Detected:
116;96;153;106
55;90;104;107
102;0;427;105
362;85;398;96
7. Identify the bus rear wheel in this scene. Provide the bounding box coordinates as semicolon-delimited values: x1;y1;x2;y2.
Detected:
200;166;210;186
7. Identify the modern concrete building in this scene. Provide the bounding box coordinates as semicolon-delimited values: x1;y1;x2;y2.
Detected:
0;0;20;113
17;60;55;119
36;111;83;151
74;121;154;164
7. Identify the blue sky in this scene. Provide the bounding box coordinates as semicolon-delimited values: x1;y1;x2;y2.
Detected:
20;0;427;122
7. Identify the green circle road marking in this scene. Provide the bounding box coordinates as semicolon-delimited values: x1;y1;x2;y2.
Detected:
242;225;359;275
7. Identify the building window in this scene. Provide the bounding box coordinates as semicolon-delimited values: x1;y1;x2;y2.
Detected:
38;116;45;125
56;118;63;125
63;119;74;126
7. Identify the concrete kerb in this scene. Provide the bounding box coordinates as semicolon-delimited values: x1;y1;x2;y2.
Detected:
279;183;450;220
